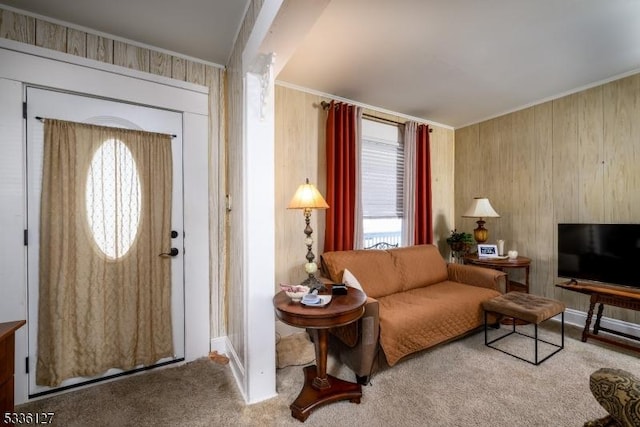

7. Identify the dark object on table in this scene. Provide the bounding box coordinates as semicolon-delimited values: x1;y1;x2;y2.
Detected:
332;284;348;295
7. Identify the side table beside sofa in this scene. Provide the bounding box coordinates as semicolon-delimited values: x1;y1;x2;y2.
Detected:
319;244;507;383
463;254;531;293
273;287;367;422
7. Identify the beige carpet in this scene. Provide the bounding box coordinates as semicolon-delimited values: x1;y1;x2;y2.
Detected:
17;323;638;426
276;332;315;368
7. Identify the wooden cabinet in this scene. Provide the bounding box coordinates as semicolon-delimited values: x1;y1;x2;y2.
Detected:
0;320;25;415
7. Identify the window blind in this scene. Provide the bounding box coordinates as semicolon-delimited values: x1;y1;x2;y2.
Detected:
361;134;404;218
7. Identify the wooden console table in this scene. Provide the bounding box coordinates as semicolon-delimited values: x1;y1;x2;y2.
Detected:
556;280;640;353
1;320;26;415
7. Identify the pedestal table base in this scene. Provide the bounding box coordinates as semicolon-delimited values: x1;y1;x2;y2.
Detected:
290;365;361;422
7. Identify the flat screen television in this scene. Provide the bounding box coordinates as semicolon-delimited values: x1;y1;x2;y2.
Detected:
558;223;640;289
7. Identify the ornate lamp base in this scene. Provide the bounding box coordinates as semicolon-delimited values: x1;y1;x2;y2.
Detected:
473;219;489;243
300;275;326;292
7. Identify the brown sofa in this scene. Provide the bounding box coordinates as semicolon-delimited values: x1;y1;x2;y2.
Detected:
320;244;506;384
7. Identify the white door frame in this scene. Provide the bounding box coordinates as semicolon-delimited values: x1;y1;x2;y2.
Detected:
25;87;186;396
0;42;210;404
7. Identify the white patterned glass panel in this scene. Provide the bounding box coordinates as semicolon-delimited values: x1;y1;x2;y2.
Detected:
86;138;141;259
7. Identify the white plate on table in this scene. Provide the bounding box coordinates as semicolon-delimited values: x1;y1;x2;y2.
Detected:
301;295;332;307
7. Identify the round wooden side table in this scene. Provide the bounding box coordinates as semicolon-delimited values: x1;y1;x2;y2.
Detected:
463;254;531;293
273;286;366;422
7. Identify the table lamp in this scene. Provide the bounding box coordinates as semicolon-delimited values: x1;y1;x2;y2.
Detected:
462;197;500;243
287;178;329;291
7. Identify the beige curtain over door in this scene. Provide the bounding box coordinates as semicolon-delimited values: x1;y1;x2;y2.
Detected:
37;119;174;387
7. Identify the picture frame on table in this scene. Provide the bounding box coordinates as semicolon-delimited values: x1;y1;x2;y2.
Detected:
478;244;498;258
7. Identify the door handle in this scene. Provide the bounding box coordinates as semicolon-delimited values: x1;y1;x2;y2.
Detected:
159;248;179;257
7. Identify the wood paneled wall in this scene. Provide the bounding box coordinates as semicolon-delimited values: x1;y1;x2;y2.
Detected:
274;85;456;286
455;73;640;323
0;8;210;84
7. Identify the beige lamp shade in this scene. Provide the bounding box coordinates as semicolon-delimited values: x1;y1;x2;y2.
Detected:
462;197;500;218
287;179;329;210
462;197;499;243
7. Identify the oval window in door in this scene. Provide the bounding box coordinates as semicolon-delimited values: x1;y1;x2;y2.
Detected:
86;138;141;259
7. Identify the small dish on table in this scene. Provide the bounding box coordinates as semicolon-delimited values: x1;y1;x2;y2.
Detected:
301;295;332;307
280;284;310;302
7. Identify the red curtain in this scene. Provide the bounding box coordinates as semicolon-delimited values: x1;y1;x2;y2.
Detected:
324;101;357;252
414;124;433;244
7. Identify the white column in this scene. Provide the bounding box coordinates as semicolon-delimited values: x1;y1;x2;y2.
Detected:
243;53;277;403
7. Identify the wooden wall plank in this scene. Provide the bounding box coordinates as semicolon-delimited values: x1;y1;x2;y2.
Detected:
552;95;582;307
114;41;149;72
186;60;206;85
430;125;455;255
35;19;66;52
460;119;497;237
490;114;513;249
86;34;113;64
532;102;554;298
172;57;187;81
150;51;172;78
455;124;481;244
0;9;35;44
508;108;534;290
66;28;86;57
552;94;580;223
577;87;604;223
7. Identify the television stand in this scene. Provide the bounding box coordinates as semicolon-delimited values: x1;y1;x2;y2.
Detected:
556;279;640;353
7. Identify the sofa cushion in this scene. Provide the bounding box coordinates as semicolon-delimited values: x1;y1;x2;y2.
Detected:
321;249;402;298
377;281;501;366
388;244;448;292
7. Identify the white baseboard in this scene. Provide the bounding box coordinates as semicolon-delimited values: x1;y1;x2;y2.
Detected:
562;308;640;339
210;336;227;354
210;336;248;402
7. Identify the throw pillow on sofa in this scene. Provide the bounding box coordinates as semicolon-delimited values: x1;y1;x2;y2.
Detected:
342;268;365;293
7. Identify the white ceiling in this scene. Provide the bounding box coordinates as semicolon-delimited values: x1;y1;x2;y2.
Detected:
4;0;640;128
280;0;640;127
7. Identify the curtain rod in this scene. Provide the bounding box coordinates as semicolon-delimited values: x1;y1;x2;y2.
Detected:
34;116;177;138
320;101;432;132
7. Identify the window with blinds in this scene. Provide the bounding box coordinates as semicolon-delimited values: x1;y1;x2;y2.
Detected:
361;119;404;247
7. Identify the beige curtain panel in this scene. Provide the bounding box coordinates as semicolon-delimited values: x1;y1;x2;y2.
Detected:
402;121;417;247
37;119;174;387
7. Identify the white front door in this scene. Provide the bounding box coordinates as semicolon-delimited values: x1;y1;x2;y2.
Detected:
25;87;185;396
